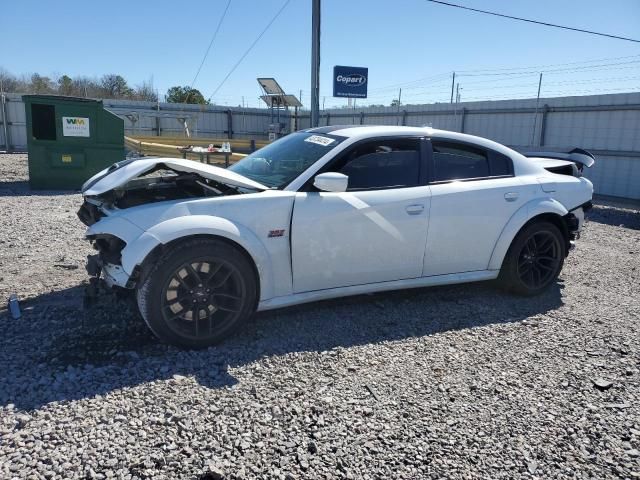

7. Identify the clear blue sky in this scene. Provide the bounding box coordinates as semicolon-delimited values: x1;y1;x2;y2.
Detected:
2;0;639;108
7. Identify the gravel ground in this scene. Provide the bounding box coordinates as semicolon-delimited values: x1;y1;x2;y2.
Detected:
0;153;639;480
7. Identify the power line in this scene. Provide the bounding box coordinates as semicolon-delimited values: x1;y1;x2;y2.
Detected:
458;60;640;77
208;0;291;103
368;72;451;92
456;54;640;74
424;0;640;43
366;55;640;97
189;0;232;90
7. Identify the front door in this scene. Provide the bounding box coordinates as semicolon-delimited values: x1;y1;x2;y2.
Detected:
291;137;431;293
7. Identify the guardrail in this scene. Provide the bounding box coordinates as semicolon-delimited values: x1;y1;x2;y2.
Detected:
124;137;248;165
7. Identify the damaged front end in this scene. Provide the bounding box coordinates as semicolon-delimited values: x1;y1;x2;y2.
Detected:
83;233;135;307
77;169;229;292
85;233;134;289
77;157;268;296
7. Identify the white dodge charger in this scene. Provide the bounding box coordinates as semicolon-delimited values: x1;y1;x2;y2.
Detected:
78;126;594;348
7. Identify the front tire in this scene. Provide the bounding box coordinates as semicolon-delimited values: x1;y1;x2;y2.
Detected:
499;221;566;296
136;238;258;349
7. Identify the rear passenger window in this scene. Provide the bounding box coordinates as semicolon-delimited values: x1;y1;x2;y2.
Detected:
337;139;420;190
432;141;489;181
490;152;513;177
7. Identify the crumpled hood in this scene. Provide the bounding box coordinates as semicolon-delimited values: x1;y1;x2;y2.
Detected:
81;157;268;196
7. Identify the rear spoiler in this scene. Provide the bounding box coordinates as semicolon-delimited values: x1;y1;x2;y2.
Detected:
521;148;595;170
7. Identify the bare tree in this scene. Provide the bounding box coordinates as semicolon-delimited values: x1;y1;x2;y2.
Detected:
29;73;55;94
133;79;158;102
0;68;156;100
0;69;19;93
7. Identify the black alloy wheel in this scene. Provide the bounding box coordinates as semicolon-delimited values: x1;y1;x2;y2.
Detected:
137;238;258;348
499;221;566;296
160;259;245;341
516;230;562;290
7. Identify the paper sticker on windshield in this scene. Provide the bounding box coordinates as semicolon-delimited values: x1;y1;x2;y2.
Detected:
304;135;335;147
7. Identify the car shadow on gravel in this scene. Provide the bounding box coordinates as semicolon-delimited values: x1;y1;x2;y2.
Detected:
0;280;564;411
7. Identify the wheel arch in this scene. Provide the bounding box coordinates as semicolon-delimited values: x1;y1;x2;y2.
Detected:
488;197;569;271
121;215;275;301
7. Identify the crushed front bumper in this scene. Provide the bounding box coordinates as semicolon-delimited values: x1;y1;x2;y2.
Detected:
86;254;134;289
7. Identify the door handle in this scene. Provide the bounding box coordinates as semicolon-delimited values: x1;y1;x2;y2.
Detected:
405;204;425;215
504;192;519;202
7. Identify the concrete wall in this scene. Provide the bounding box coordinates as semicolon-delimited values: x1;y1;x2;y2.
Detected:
2;92;639;199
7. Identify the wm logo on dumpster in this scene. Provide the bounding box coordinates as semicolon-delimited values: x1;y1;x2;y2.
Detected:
65;118;86;125
62;116;90;137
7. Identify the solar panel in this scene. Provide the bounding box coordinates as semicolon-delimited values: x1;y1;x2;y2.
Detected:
257;78;285;95
260;94;302;108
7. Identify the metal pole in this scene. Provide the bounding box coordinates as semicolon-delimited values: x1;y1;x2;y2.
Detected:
531;73;543;146
352;98;356;124
242;96;246;136
1;94;9;153
310;0;321;127
453;82;459;128
450;72;455;103
396;88;402;125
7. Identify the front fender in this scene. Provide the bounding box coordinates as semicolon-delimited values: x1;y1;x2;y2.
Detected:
86;215;144;245
120;215;275;301
488;197;569;271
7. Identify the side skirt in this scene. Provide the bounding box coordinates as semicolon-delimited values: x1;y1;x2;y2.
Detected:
257;270;499;311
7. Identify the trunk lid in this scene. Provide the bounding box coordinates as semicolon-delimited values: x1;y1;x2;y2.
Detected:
81;157;267;196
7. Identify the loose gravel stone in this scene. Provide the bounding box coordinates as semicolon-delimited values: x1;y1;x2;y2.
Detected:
1;153;640;479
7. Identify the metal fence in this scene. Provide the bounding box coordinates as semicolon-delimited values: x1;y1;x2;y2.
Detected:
2;92;639;199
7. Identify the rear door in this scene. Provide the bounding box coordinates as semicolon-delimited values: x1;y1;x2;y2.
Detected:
291;137;431;293
423;139;524;276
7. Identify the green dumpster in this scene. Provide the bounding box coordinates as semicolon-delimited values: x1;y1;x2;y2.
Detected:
23;95;124;189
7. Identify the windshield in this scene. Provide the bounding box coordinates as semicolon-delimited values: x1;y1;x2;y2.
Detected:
229;132;345;188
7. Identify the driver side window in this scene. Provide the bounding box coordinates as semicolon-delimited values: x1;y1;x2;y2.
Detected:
334;138;421;191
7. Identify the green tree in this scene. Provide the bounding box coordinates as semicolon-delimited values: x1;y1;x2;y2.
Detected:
58;75;74;95
390;99;400;107
101;74;132;98
166;86;208;104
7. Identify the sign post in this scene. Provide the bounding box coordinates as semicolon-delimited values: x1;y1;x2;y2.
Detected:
310;0;321;128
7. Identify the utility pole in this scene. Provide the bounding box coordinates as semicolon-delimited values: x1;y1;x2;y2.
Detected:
396;88;402;125
450;71;455;103
352;98;356;124
242;96;246;134
531;73;543;146
299;89;303;107
310;0;321;127
453;82;460;127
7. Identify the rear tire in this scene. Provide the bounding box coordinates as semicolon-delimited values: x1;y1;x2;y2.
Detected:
136;237;258;349
499;221;565;296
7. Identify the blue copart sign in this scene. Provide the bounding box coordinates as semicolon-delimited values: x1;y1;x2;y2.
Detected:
333;66;368;98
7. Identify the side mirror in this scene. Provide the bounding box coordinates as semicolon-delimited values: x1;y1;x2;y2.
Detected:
313;172;348;192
